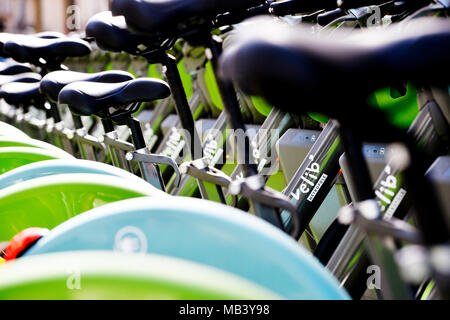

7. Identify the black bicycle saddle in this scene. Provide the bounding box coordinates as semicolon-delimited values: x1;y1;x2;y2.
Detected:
0;33;13;58
59;78;171;116
0;30;67;57
0;73;42;86
0;82;43;106
40;70;135;103
4;35;91;67
111;0;266;35
35;31;66;39
86;11;162;55
0;62;32;75
219;17;450;119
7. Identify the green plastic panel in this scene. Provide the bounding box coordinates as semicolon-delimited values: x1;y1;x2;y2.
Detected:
0;173;164;241
204;61;224;111
0;147;74;175
0;251;278;300
368;83;419;128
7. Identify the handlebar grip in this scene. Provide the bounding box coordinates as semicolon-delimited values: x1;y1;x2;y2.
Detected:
215;3;269;26
270;0;338;16
338;0;393;9
389;0;432;15
317;8;346;25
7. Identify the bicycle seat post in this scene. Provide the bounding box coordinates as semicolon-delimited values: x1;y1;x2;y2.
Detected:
143;50;203;161
206;34;284;229
143;50;210;197
125;112;166;191
207;35;258;178
101;118;115;133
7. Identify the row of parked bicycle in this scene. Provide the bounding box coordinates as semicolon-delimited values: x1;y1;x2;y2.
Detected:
0;0;448;300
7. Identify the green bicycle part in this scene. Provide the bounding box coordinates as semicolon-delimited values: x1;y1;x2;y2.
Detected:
0;137;64;153
265;171;286;192
250;96;273;118
304;83;420;125
0;251;279;300
204;61;224;111
0;147;74;175
368;82;419;129
178;59;194;99
148;63;164;80
420;281;435;300
0;173;165;241
307;112;330;124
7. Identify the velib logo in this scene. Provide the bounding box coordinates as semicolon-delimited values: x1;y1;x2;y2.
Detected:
114;226;148;254
203;132;224;166
204;134;218;161
290;155;327;202
375;165;397;209
375;166;407;219
162;127;185;159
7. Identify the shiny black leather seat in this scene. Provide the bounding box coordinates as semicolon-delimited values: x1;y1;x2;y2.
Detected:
86;11;161;55
1;31;66;58
0;73;42;86
59;78;171;116
0;33;13;58
219;17;450;119
0;62;32;75
40;70;135;102
0;82;43;106
111;0;266;35
4;35;91;67
35;31;66;39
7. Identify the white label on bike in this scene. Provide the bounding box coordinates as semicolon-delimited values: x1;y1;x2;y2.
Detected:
384;188;407;220
162;127;185;159
307;174;328;202
289;154;324;202
375;166;398;212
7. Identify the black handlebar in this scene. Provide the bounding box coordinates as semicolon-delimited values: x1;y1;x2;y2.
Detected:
338;0;395;9
215;3;270;27
317;8;346;25
269;0;338;16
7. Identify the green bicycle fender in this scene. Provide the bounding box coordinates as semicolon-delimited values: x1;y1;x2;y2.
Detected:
0;173;165;241
204;61;224;111
368;82;419;129
265;171;286;192
0;159;169;191
148;63;164;80
0;122;29;138
0;147;74;175
250;95;273;118
0;137;64;153
178;59;193;99
0;251;279;300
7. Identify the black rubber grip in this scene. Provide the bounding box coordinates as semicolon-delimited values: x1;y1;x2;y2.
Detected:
317;8;346;25
215;3;269;27
338;0;394;9
270;0;338;16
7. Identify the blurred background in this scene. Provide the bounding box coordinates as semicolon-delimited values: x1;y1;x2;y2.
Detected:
0;0;111;34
